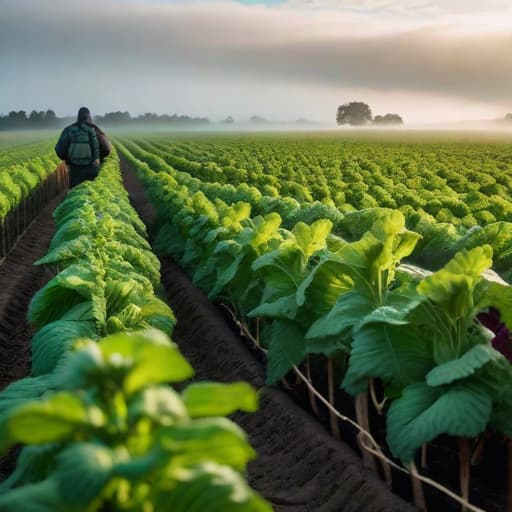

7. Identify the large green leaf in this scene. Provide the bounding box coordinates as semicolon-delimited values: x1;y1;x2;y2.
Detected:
5;393;105;448
426;344;501;387
292;219;332;259
250;212;282;248
28;263;105;328
417;245;493;318
266;320;307;385
387;382;492;462
355;285;424;330
210;251;246;299
248;294;298;320
221;201;252;227
35;235;93;267
54;341;105;390
182;382;258;418
252;240;304;292
159;418;255;470
99;330;194;393
342;323;433;395
0;444;59;492
157;463;272;512
0;479;63;512
139;297;177;334
296;256;353;314
306;290;374;339
55;443;117;506
129;386;188;426
0;374;57;418
31;320;97;376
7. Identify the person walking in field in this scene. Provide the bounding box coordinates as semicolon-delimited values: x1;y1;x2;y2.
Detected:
55;107;111;188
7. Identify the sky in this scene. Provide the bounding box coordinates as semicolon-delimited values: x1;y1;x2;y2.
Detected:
0;0;511;124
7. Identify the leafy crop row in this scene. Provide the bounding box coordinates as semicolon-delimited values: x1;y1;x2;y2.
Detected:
0;152;61;220
119;140;512;507
0;139;56;169
145;136;512;229
0;151;270;511
124;137;512;281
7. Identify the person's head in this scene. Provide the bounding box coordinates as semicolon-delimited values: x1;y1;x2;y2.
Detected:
77;107;92;124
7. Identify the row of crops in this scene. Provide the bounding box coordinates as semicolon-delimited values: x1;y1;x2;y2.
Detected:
130;136;512;280
0;139;66;257
117;136;512;510
0;138;57;169
0;152;270;511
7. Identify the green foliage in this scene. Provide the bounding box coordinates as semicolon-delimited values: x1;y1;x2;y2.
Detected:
0;150;268;511
118;136;512;469
0;141;59;219
0;331;268;511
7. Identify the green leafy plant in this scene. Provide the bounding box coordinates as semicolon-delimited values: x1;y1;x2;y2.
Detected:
0;330;269;511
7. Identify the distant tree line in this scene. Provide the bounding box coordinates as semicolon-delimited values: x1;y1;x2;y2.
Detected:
505;113;512;123
336;102;403;126
0;110;64;130
0;109;210;130
94;111;210;127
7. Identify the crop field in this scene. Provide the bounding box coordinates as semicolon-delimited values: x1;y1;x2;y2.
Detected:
124;133;512;278
117;132;512;512
1;130;512;512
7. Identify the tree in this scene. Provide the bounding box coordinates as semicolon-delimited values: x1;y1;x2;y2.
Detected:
29;110;44;124
373;113;404;125
222;116;234;124
8;110;27;122
505;113;512;122
44;109;57;125
248;115;269;124
336;102;372;126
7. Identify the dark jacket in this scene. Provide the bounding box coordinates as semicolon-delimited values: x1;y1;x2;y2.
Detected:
55;122;110;188
55;122;110;164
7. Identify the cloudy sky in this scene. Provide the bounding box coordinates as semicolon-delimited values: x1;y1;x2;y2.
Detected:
1;0;511;124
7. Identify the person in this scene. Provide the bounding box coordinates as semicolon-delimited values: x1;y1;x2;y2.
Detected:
55;107;111;188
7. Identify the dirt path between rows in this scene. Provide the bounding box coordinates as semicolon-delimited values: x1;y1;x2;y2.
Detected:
0;191;66;479
120;155;416;512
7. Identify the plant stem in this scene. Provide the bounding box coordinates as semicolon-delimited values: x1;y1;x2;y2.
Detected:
471;436;484;466
409;461;428;511
355;392;378;475
369;377;386;415
305;355;319;416
421;444;428;470
459;437;470;512
327;357;340;440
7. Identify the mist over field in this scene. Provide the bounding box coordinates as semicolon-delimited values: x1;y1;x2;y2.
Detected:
1;0;512;126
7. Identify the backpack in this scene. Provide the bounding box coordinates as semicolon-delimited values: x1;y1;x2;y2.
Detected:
67;124;97;166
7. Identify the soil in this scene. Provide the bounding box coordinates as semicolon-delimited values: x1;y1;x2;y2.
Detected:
121;155;417;512
0;192;65;480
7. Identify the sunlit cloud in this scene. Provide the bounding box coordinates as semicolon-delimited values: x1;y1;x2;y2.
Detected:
0;0;511;123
